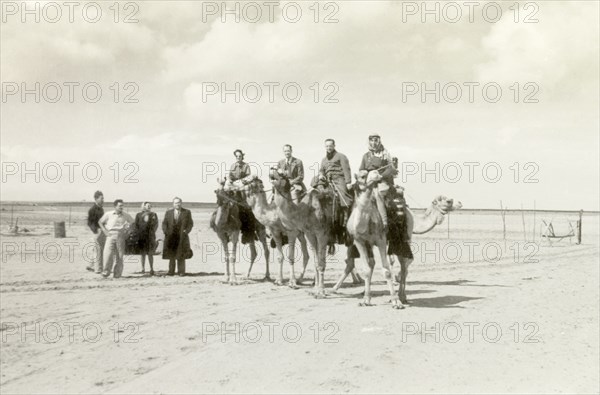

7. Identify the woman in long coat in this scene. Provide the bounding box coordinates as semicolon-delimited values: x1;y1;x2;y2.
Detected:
135;202;159;275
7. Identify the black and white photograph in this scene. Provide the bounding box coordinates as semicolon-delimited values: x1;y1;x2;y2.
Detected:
1;1;599;393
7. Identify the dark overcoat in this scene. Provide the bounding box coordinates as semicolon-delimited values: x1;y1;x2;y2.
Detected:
162;208;193;260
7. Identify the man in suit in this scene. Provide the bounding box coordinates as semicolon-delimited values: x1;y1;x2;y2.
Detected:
86;190;105;273
277;144;306;203
162;197;194;276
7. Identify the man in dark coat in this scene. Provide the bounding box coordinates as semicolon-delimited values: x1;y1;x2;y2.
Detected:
317;139;353;208
86;190;105;273
162;197;194;276
277;144;306;203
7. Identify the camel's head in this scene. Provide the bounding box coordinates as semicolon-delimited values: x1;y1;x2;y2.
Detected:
269;168;292;196
242;175;265;206
242;175;263;195
354;170;383;192
430;195;462;221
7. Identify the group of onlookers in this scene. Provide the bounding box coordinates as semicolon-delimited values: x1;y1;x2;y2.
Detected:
86;193;193;278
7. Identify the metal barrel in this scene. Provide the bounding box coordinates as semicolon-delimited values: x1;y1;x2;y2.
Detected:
54;221;66;238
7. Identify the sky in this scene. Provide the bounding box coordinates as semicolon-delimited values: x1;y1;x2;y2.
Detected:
1;0;599;210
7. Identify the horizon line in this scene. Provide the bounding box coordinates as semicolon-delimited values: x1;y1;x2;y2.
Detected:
0;200;597;214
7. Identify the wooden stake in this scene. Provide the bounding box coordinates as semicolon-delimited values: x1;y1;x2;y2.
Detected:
521;203;527;242
500;200;506;250
577;209;583;245
532;200;536;243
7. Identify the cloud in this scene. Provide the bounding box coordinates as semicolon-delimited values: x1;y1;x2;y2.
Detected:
476;1;599;100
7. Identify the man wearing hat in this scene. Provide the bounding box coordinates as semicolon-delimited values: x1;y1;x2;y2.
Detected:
358;133;398;229
228;149;251;184
226;149;257;246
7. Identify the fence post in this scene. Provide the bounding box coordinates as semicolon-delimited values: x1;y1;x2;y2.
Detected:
577;209;583;245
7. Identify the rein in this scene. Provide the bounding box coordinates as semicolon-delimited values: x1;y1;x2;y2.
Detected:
215;190;248;209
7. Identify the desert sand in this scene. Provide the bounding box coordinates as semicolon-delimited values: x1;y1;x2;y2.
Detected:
1;205;598;394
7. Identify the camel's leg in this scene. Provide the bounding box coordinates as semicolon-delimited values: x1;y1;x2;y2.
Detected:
332;253;355;292
229;239;238;284
314;238;328;298
355;242;375;306
347;247;364;284
297;232;310;283
398;256;412;305
305;232;319;286
221;239;230;283
262;235;271;280
287;232;298;288
351;268;364;284
246;242;258;279
376;239;402;309
273;233;285;286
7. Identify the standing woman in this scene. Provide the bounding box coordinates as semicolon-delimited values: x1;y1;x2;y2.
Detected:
136;202;159;275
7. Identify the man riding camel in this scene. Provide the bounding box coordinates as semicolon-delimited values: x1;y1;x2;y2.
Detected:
228;149;251;183
277;144;306;204
316;139;353;208
309;139;354;245
358;133;398;230
226;149;256;244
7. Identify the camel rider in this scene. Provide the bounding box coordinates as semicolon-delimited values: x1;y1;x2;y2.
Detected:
227;149;256;244
228;149;251;185
359;133;398;229
277;144;306;203
317;139;353;208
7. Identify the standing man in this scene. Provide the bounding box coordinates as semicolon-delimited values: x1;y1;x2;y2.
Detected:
277;144;306;203
318;139;354;209
359;133;397;229
162;197;194;276
86;190;105;273
98;199;134;278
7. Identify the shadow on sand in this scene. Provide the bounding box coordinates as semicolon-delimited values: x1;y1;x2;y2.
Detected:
408;279;510;288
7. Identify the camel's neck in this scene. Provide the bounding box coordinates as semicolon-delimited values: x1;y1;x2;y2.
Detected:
411;205;444;234
274;192;293;213
249;191;272;221
355;187;375;212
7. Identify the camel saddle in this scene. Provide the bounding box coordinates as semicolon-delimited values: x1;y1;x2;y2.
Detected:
310;176;349;248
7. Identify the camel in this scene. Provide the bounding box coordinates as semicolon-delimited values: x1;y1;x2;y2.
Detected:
240;175;311;287
210;185;271;284
342;171;400;308
210;191;241;284
270;170;345;298
334;171;462;307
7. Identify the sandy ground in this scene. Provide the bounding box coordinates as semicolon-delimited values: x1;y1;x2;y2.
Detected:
1;208;599;394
